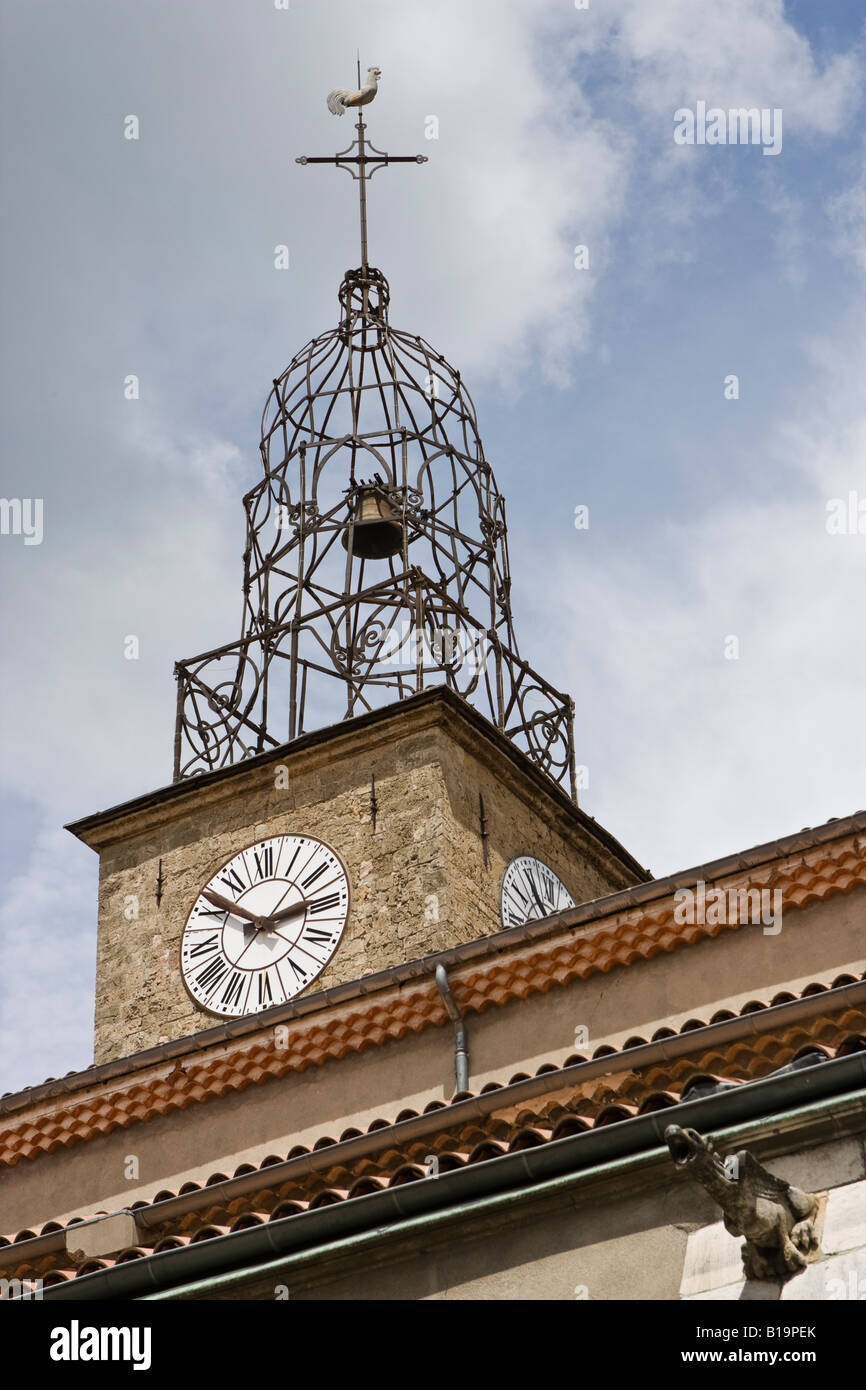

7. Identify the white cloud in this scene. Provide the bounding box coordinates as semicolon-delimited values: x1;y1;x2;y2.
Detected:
536;313;866;874
2;0;865;1094
0;826;96;1090
588;0;861;136
829;158;866;279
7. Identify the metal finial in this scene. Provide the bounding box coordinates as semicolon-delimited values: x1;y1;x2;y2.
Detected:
171;75;576;796
297;67;428;270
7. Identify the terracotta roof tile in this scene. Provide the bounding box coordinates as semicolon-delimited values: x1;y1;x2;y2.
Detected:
6;1021;863;1290
2;829;864;1171
3;834;861;1150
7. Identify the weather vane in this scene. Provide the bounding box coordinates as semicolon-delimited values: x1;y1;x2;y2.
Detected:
171;59;577;798
296;61;428;268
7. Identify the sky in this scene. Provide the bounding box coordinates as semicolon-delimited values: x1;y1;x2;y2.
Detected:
1;0;865;1094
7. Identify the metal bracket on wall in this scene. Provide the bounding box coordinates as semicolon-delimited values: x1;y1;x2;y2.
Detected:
479;792;489;868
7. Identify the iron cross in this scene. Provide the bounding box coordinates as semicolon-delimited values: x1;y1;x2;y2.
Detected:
296;112;428;269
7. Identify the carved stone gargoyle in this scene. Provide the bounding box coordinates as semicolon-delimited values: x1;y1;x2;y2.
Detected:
665;1124;819;1281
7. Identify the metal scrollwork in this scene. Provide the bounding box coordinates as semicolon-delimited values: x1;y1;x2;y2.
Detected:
173;263;577;797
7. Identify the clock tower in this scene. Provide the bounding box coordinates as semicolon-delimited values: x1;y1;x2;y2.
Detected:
5;75;861;1312
68;92;647;1064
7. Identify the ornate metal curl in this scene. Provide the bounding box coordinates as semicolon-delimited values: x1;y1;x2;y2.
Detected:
173;264;576;797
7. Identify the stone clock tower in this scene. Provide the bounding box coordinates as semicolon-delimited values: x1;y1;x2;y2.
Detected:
5;80;861;1312
68;95;647;1065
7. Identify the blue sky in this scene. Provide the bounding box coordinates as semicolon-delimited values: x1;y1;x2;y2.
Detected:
1;0;865;1094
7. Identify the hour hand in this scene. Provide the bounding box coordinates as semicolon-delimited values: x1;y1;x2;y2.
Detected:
202;888;261;925
262;899;310;926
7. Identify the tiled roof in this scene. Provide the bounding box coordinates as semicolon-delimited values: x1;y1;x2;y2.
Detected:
2;974;864;1288
2;820;864;1170
7;812;866;1110
457;834;866;1014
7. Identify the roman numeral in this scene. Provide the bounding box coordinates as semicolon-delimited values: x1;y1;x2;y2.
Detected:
285;954;306;982
252;846;274;881
189;933;220;959
220;971;246;1009
197;906;226;918
219;866;247;895
524;865;548;910
196;956;230;996
257;971;274;1007
301;861;328;890
309;892;341;915
506;883;530;911
303;924;335;946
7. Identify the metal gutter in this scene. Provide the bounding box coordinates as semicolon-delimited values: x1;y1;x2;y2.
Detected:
4;976;864;1270
146;1084;866;1302
39;1050;866;1301
128;975;863;1234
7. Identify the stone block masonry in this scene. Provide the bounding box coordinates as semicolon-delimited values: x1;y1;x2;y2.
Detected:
68;691;642;1063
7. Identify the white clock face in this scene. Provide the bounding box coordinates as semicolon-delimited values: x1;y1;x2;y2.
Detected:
181;834;350;1018
500;855;575;927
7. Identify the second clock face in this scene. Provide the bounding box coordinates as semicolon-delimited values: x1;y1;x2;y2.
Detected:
500;855;575;927
181;834;350;1018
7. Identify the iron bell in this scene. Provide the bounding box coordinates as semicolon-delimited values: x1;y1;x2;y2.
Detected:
343;485;403;560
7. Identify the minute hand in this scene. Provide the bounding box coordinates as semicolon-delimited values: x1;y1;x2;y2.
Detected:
202;889;262;925
526;874;548;917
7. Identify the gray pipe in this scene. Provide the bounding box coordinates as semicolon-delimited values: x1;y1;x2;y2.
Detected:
435;964;469;1093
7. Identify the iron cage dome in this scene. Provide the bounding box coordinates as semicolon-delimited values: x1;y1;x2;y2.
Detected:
172;101;576;796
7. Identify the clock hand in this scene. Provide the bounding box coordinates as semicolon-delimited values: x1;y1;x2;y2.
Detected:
261;881;297;920
202;889;264;927
264;899;310;925
526;874;547;917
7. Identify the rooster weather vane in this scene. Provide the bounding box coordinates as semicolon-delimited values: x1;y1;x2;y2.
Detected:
327;63;382;116
172;63;577;798
296;62;427;269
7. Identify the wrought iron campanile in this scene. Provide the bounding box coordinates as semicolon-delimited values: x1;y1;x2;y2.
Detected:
173;80;576;796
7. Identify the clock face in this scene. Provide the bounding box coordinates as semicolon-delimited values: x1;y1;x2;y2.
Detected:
500;855;575;927
181;834;350;1018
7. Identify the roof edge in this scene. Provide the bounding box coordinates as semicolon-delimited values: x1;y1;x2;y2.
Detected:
37;1054;866;1302
63;684;647;878
4;808;866;1114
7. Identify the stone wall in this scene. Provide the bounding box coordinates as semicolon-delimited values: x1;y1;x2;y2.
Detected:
82;695;639;1062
